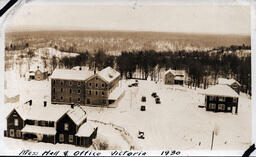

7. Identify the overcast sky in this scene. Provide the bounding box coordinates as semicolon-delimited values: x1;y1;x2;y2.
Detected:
4;0;251;35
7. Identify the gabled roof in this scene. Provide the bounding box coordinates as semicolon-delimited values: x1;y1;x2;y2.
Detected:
164;69;185;76
66;106;87;126
50;69;94;81
76;121;96;137
218;78;241;86
14;103;69;122
21;125;56;135
204;84;239;98
97;67;120;83
164;69;176;76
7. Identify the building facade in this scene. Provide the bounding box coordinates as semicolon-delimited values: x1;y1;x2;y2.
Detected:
164;69;186;85
4;102;97;147
51;67;121;107
204;84;239;114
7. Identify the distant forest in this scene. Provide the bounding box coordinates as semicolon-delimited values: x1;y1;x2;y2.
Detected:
58;45;251;95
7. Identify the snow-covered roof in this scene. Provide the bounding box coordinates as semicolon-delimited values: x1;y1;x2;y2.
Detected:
175;70;185;76
72;66;89;71
204;84;239;98
165;69;185;77
76;121;96;137
174;76;185;81
67;106;87;126
14;103;69;121
50;69;94;81
164;69;176;76
97;67;120;83
218;78;241;86
21;125;56;135
108;86;124;100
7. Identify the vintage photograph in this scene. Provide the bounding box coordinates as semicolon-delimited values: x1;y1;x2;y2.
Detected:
0;0;252;155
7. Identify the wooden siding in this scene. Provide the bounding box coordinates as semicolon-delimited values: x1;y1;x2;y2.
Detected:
165;72;175;85
51;79;85;105
205;95;238;113
56;114;77;145
6;109;24;139
85;76;111;106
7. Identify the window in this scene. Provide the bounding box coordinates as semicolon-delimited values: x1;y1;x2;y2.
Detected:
14;119;18;126
102;91;105;96
53;80;56;85
96;91;98;95
209;103;216;110
69;81;72;86
53;88;56;93
59;134;64;142
10;129;14;137
77;98;81;102
209;96;215;101
69;135;73;143
89;90;91;95
64;123;69;131
102;83;105;88
96;77;98;80
89;83;92;87
218;97;225;102
41;121;45;126
77;82;81;86
87;99;91;104
77;89;81;94
218;104;225;111
61;96;63;100
60;81;64;85
69;89;72;94
96;83;98;88
61;88;63;92
233;98;238;103
16;130;21;138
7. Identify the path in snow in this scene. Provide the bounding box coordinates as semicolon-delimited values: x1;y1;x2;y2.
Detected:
89;119;139;150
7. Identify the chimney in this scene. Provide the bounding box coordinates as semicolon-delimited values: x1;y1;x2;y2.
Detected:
44;101;47;107
71;103;74;109
29;100;32;106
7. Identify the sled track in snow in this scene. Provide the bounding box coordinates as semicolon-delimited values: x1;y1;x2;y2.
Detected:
89;119;139;150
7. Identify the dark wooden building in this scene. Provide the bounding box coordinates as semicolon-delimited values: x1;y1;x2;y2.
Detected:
4;109;24;139
51;67;122;107
4;102;97;147
204;84;239;114
85;67;121;106
51;69;94;105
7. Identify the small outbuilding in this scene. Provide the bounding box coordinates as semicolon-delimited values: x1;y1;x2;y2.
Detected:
164;69;186;85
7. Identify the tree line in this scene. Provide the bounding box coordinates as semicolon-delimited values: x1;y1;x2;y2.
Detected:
58;45;251;95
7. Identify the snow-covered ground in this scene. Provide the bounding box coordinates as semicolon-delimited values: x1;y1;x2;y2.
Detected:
1;71;252;151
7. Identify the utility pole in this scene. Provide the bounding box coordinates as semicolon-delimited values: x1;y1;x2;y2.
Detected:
211;130;214;150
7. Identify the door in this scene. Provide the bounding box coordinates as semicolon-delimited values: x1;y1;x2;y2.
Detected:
232;106;236;114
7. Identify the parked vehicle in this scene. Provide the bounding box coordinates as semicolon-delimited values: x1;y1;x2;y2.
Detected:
141;96;146;102
140;105;146;111
151;92;157;98
155;97;161;104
